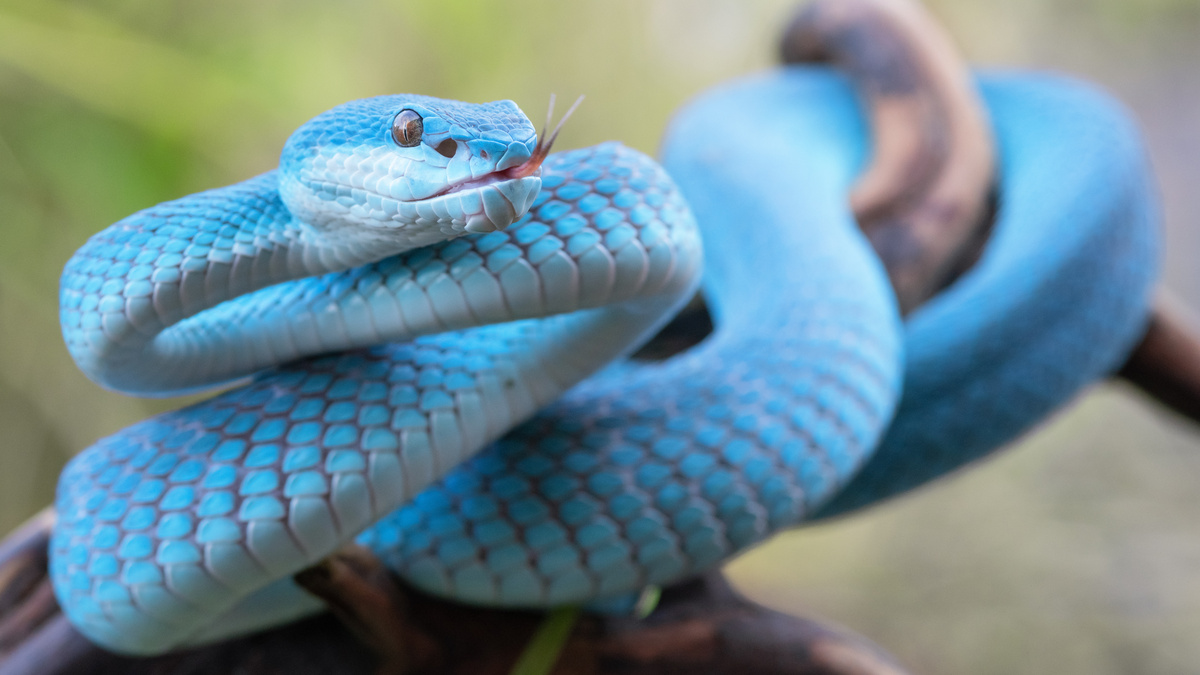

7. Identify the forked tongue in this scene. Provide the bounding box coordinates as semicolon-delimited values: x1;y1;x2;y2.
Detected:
507;94;585;179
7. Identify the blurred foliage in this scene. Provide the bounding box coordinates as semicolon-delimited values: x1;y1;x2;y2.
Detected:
1;0;1200;673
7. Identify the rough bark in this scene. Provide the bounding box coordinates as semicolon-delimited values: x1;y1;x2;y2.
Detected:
1117;298;1200;425
781;0;996;313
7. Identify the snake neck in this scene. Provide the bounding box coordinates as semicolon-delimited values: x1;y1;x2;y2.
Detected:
60;171;367;396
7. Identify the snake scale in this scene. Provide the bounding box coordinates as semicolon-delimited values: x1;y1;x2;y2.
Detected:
48;68;1157;655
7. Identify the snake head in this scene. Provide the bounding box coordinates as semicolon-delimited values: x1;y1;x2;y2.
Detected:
278;94;543;251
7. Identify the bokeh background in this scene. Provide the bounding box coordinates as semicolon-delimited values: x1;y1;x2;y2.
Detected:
1;0;1199;672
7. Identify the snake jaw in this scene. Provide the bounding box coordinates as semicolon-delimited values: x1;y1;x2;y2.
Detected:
462;174;542;233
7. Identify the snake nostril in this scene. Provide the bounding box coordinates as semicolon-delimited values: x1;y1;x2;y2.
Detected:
435;139;458;159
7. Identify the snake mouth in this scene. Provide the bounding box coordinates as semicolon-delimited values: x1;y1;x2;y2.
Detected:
429;167;528;200
425;115;565;202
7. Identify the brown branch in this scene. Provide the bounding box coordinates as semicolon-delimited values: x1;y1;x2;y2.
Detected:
1117;298;1200;426
293;548;437;675
0;508;54;659
781;0;996;314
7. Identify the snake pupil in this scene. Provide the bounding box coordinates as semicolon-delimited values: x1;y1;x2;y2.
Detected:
391;109;423;147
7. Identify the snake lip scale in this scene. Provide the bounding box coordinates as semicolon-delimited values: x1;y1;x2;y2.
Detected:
427;172;511;202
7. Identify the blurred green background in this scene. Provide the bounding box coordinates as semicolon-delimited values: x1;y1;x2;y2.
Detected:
1;0;1199;672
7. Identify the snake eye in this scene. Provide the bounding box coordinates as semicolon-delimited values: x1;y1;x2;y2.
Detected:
391;109;423;147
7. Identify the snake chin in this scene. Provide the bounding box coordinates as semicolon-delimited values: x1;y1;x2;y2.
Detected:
278;170;542;252
439;172;545;233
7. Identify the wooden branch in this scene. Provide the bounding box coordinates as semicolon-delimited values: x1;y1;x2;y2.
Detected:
0;508;55;660
781;0;996;314
1117;297;1200;425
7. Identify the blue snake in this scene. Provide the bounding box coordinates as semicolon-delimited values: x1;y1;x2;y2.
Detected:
48;68;1157;655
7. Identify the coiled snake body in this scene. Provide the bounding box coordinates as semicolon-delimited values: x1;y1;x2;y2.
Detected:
49;70;1156;655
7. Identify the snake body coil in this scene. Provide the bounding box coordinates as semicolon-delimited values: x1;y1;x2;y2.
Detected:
816;71;1159;517
49;68;1156;656
53;98;710;651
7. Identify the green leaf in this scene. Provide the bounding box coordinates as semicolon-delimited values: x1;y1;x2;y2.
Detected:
509;606;580;675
